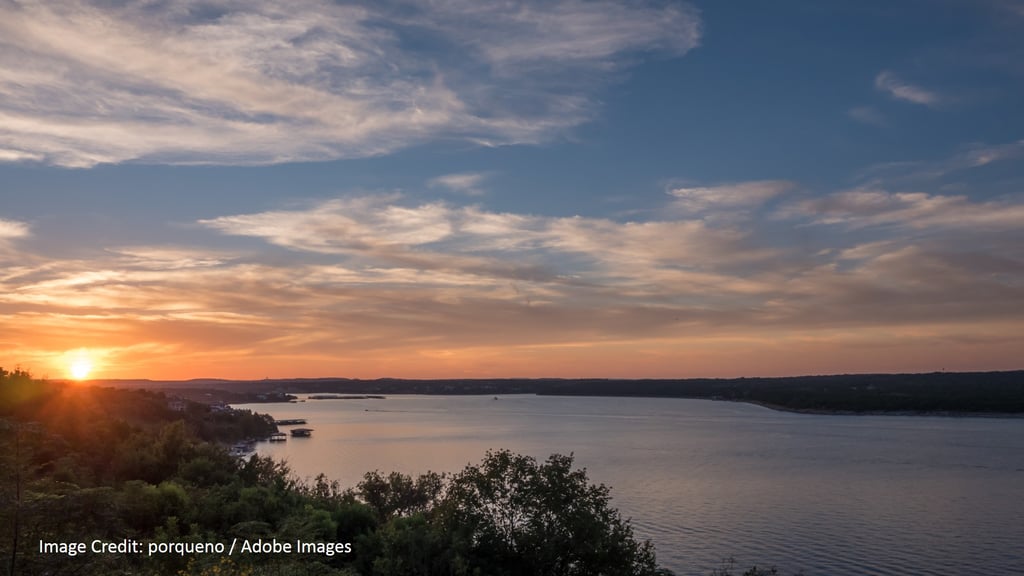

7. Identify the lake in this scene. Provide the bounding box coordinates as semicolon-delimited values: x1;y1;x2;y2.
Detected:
235;394;1024;575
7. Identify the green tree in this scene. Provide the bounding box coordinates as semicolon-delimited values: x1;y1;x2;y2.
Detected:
367;513;457;576
429;449;662;576
357;470;445;521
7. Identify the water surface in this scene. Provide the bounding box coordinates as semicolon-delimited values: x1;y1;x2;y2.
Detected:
236;395;1024;575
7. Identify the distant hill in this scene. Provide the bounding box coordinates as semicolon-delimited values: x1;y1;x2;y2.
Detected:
92;370;1024;415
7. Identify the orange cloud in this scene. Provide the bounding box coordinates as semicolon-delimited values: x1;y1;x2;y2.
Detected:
3;185;1022;379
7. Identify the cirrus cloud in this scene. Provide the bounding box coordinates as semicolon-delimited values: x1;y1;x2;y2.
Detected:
783;189;1024;229
0;0;701;168
875;70;940;106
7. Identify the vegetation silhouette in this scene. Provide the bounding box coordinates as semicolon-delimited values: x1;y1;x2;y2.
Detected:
124;370;1024;415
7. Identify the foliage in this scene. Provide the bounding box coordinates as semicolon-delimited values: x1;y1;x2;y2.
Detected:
446;450;660;576
357;470;446;521
353;450;663;576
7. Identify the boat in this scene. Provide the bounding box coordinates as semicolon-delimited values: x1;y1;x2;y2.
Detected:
268;432;287;442
290;428;314;437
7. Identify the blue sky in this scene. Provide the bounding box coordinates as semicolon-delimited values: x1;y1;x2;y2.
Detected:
1;0;1022;379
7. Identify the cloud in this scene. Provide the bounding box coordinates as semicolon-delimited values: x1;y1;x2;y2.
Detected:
853;140;1024;190
0;0;700;167
0;149;44;162
783;188;1024;229
199;196;455;253
954;140;1024;168
774;242;1024;329
5;185;1024;378
409;0;700;69
429;172;490;196
847;106;885;126
106;246;234;270
668;180;791;213
874;71;940;106
199;195;773;281
0;218;30;239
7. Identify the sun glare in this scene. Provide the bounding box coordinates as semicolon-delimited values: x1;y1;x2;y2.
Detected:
70;357;93;380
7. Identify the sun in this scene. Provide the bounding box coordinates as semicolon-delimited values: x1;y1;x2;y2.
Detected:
69;357;93;380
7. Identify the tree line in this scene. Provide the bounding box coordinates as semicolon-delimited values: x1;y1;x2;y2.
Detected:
117;370;1024;414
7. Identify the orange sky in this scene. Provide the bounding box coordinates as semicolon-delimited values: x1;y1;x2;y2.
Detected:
3;195;1023;381
8;310;1023;381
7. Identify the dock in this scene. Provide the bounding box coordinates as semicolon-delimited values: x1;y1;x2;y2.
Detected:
228;441;255;457
274;418;307;425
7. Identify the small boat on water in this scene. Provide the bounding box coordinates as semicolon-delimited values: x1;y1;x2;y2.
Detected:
268;432;287;442
290;428;314;437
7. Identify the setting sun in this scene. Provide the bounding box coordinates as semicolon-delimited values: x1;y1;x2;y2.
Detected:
69;357;93;380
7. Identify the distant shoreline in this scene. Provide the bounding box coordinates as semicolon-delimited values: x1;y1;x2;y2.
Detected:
89;369;1024;416
733;398;1024;419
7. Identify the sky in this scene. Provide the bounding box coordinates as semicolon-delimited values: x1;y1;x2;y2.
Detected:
1;0;1023;380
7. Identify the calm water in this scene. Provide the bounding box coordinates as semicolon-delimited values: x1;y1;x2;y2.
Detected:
235;395;1024;576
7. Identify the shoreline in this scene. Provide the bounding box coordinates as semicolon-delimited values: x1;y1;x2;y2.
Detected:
734;398;1024;419
234;392;1024;419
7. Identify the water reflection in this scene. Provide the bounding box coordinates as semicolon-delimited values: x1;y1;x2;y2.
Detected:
237;395;1024;576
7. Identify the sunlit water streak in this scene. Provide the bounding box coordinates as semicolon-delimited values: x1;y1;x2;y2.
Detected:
236;395;1024;576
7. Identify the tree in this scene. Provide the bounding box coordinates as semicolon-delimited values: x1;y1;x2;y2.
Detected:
437;449;663;576
354;450;667;576
358;470;446;521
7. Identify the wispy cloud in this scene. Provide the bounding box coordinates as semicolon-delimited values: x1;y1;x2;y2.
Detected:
954;140;1024;168
875;70;940;106
668;181;791;213
0;218;30;239
0;149;44;162
855;140;1024;187
429;172;490;196
0;0;700;168
847;106;886;126
782;188;1024;229
410;0;700;69
198;195;773;282
106;246;234;270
